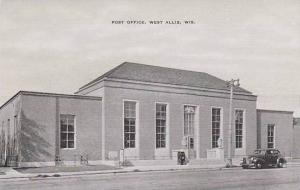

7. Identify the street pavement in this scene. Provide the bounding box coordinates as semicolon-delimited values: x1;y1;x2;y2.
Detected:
1;166;300;190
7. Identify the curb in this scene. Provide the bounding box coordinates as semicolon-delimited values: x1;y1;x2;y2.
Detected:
29;167;224;180
2;163;300;181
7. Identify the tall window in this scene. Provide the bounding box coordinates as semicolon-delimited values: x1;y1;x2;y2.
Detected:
13;115;17;153
212;108;221;148
124;101;136;148
235;110;244;148
7;119;11;155
184;105;196;149
156;104;167;148
267;124;275;148
0;121;4;160
60;115;75;149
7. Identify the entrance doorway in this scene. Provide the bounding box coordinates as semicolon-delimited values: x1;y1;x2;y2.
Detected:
184;105;196;159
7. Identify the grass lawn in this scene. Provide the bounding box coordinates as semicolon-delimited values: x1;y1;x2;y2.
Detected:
15;164;118;174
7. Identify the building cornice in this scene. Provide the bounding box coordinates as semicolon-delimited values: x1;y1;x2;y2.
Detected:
0;91;102;111
76;77;257;98
257;109;294;114
0;91;22;111
20;91;102;100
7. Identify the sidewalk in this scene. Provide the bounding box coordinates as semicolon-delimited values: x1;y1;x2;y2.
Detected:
1;160;299;181
0;167;33;180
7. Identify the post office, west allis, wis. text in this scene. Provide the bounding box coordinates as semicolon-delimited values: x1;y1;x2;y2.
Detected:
111;20;195;25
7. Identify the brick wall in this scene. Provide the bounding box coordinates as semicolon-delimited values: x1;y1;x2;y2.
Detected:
88;79;257;160
257;110;293;158
293;123;300;158
20;95;56;162
19;93;102;164
0;94;22;165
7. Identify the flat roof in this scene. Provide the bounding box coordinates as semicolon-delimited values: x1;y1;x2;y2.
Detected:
0;91;102;110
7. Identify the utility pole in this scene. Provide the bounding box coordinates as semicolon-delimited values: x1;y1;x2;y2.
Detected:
226;79;240;167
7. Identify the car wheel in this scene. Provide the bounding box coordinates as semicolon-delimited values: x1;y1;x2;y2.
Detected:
277;162;284;168
255;163;263;169
242;166;248;169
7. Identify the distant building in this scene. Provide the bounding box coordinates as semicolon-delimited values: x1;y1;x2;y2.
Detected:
293;118;300;158
257;109;294;157
0;62;296;167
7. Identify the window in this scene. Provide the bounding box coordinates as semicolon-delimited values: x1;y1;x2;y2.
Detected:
235;110;244;148
212;108;221;148
1;121;4;144
1;121;3;136
184;105;196;149
124;101;136;148
189;137;194;149
7;119;10;132
60;115;75;149
156;103;167;148
7;119;10;140
13;115;17;152
267;124;275;148
7;119;11;155
0;121;4;159
14;116;17;134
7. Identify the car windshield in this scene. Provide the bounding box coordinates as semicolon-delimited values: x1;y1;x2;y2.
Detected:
254;150;266;155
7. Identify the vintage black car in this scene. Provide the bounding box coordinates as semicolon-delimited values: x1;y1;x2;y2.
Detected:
241;149;287;169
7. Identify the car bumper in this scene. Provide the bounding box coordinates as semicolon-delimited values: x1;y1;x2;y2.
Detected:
240;161;256;168
241;163;255;168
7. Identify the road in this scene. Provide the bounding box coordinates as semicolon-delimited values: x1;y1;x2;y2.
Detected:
1;166;300;190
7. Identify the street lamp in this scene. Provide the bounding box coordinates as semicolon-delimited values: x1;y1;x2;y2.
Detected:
226;79;240;167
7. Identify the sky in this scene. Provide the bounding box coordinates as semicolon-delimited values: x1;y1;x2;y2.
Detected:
0;0;299;116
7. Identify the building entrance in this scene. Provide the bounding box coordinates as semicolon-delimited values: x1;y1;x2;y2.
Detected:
184;105;196;159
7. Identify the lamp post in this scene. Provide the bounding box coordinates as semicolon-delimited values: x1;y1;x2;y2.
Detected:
226;79;240;167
